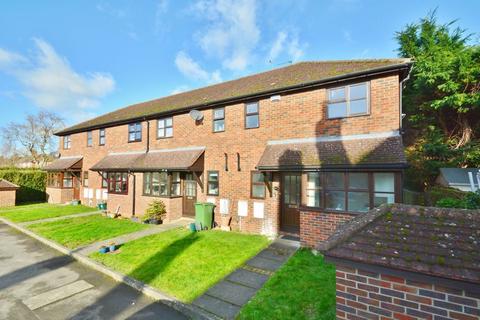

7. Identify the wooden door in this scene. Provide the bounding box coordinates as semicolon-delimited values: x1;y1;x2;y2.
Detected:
183;173;197;217
281;173;301;232
73;173;81;200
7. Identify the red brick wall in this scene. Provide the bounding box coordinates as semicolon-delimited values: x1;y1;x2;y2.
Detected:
58;73;402;236
300;210;354;247
336;264;480;320
46;187;74;204
0;190;16;207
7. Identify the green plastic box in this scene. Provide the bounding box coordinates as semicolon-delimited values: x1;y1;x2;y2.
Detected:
194;202;215;230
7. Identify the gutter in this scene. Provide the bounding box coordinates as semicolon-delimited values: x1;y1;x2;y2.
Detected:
56;62;413;136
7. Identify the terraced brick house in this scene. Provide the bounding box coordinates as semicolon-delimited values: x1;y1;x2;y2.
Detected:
45;59;412;247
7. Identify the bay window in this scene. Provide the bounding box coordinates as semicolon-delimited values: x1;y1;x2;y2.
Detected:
107;172;128;194
63;172;73;188
143;171;182;197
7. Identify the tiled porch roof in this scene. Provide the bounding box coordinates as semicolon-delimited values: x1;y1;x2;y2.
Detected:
43;156;83;171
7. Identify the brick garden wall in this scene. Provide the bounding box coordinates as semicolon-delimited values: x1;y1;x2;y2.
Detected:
336;263;480;320
0;190;16;207
46;187;74;204
300;210;354;247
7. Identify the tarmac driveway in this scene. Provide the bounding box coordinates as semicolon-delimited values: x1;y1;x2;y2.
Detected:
0;223;187;320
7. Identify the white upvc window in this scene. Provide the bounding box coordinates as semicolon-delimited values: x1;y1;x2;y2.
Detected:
157;117;173;138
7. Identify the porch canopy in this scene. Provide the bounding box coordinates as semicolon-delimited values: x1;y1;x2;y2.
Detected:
90;147;205;172
256;132;407;171
44;156;83;171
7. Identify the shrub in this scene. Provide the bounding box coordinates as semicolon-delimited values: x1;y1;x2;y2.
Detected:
0;169;46;203
436;197;465;208
436;191;480;209
144;200;167;222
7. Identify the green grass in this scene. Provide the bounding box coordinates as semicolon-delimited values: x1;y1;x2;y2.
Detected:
28;214;150;249
90;228;269;302
238;249;336;320
0;203;97;222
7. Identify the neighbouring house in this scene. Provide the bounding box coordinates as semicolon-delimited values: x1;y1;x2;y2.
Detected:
0;179;19;207
436;168;480;192
320;204;480;320
47;59;412;246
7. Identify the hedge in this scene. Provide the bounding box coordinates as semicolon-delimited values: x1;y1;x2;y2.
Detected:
0;168;46;203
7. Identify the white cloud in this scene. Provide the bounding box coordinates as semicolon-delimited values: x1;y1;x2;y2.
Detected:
0;39;115;118
96;2;126;18
170;85;189;95
287;36;305;62
0;48;26;68
268;31;287;62
267;31;306;63
192;0;260;71
154;0;169;34
175;51;222;84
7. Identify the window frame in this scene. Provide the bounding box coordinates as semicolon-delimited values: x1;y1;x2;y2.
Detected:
327;82;370;119
107;172;129;195
207;171;219;196
86;131;93;147
63;135;71;150
100;172;108;188
128;122;142;143
83;171;89;187
47;172;62;188
212;107;225;133
143;171;182;198
250;171;266;199
99;128;106;146
157;117;173;139
244;101;260;129
62;172;73;188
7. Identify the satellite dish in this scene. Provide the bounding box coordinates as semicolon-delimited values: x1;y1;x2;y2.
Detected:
189;109;204;121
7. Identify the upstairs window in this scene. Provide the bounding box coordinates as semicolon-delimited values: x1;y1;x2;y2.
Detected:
99;129;106;146
245;102;259;129
157;117;173;138
327;82;369;119
213;108;225;132
87;131;93;147
128;122;142;142
63;135;71;150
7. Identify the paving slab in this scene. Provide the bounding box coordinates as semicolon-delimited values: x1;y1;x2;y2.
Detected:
23;280;94;310
245;256;285;272
257;248;291;263
226;269;269;289
193;294;240;320
205;281;257;306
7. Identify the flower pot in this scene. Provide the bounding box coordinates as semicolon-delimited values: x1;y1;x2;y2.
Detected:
109;245;116;252
99;247;109;254
149;218;160;225
143;219;150;224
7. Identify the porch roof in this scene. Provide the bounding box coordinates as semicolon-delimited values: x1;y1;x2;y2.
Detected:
256;132;407;171
90;147;205;172
44;156;83;171
0;179;19;190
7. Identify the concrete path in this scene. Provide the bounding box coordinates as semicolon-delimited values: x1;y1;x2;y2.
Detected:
20;210;102;226
75;217;194;256
0;223;187;320
192;238;299;319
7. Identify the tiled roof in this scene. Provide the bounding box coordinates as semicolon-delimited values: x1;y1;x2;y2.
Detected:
90;147;205;171
256;133;406;170
57;59;412;135
0;179;19;190
322;204;480;284
44;156;83;171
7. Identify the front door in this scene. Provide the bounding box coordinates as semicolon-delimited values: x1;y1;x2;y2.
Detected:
281;173;301;232
183;173;197;217
72;173;81;200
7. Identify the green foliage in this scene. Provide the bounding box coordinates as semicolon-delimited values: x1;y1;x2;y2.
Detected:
436;191;480;209
144;200;167;221
0;168;46;203
436;197;465;208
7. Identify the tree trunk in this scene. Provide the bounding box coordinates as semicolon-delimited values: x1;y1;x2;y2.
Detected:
455;114;473;149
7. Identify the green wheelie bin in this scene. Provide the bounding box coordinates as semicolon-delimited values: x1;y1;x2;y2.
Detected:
194;202;215;230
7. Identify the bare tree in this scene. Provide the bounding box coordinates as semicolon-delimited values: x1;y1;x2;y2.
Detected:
2;111;64;166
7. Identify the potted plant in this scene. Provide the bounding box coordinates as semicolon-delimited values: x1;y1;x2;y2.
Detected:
99;245;109;254
109;242;116;252
144;200;167;225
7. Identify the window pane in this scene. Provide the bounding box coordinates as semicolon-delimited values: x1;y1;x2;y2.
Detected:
348;192;369;212
252;172;264;183
307;189;321;207
158;128;165;137
350;99;368;115
165;118;172;127
171;183;180;196
374;173;395;192
135;131;141;140
246;103;258;114
374;193;395;206
329;87;345;101
325;191;345;211
350;84;367;100
214;119;225;132
129;133;136;141
209;172;218;182
214;109;224;119
165;127;173;137
326;172;344;189
246;115;259;128
252;185;265;198
158;120;165;128
152;173;160;196
328;102;347;118
349;173;368;189
144;173;151;195
307;173;321;189
159;172;168;196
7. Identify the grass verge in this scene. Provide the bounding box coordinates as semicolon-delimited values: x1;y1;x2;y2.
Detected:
0;203;97;222
28;214;149;249
238;249;336;320
90;228;269;302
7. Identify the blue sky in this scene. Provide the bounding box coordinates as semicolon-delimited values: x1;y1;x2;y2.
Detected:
0;0;479;131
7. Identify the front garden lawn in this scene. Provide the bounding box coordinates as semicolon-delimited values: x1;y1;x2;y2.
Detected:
238;249;336;320
90;228;269;302
28;214;150;249
0;203;97;222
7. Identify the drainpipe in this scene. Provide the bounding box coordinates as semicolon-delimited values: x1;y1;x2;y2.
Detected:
130;171;136;216
146;118;150;153
399;67;412;133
